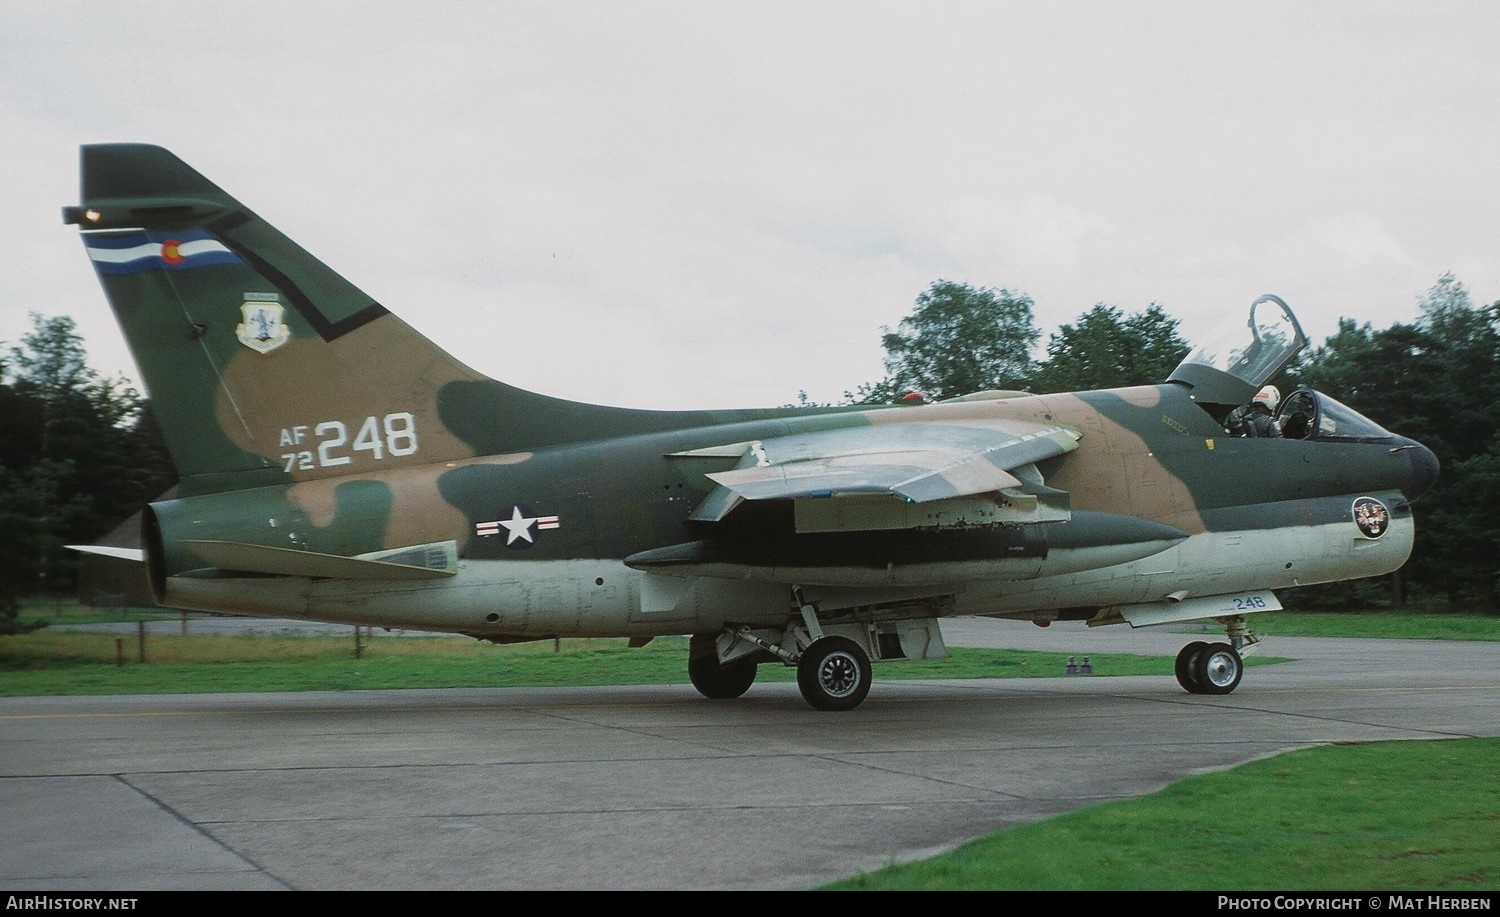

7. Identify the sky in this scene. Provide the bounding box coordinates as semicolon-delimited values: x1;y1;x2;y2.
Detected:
4;1;1498;410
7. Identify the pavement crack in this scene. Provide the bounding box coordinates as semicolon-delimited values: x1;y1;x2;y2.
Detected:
116;773;296;890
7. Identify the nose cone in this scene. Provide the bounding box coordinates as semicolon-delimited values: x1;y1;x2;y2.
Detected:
1396;437;1440;502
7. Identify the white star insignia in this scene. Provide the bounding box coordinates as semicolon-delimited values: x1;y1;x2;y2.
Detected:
497;505;537;545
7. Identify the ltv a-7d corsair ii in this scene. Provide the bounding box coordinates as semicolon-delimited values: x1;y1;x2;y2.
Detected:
64;144;1438;711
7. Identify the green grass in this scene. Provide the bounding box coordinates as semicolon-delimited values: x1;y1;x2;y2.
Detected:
1250;609;1500;640
4;604;1496;697
822;737;1500;891
0;629;1238;696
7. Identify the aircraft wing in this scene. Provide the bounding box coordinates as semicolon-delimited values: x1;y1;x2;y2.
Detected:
677;419;1081;532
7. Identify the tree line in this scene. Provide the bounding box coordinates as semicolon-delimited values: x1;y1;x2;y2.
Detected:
842;280;1192;403
2;273;1495;629
0;314;175;625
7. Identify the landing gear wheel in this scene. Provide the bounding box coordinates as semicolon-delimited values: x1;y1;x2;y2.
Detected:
688;651;758;699
797;636;871;711
1175;641;1208;693
1193;642;1243;695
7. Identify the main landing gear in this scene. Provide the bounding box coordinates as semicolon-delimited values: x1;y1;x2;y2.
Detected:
687;643;758;699
687;587;876;711
795;635;872;711
1174;615;1259;695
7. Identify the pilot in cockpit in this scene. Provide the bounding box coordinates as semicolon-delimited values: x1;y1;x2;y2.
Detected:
1225;385;1282;438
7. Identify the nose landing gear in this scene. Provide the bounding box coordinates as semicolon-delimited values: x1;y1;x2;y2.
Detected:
1175;641;1243;694
1174;615;1258;695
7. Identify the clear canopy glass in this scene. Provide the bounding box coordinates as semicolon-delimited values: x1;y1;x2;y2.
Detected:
1175;294;1308;389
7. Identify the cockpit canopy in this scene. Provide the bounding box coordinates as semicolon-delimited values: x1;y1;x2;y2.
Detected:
1167;294;1404;444
1168;294;1308;407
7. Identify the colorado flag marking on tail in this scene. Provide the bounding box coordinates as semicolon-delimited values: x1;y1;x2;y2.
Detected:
83;229;242;275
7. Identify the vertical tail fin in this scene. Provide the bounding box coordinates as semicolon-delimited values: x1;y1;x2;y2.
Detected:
64;144;493;495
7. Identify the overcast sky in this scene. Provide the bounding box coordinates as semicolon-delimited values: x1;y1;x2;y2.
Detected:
4;1;1498;409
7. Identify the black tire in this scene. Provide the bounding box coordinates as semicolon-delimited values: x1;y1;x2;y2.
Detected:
1175;641;1208;693
688;651;758;700
1193;642;1243;695
796;636;871;711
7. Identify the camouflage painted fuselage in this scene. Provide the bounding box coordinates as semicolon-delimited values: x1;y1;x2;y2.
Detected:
66;144;1436;654
140;379;1424;639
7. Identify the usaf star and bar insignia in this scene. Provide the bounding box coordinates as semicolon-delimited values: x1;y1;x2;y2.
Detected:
475;505;561;549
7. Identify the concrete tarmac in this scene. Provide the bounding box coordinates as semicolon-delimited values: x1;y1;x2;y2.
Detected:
2;616;1497;891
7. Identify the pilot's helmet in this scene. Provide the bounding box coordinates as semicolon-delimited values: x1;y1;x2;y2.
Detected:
1253;385;1280;412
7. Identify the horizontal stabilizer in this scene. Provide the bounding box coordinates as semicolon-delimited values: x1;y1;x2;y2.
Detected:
181;540;457;580
65;544;146;562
